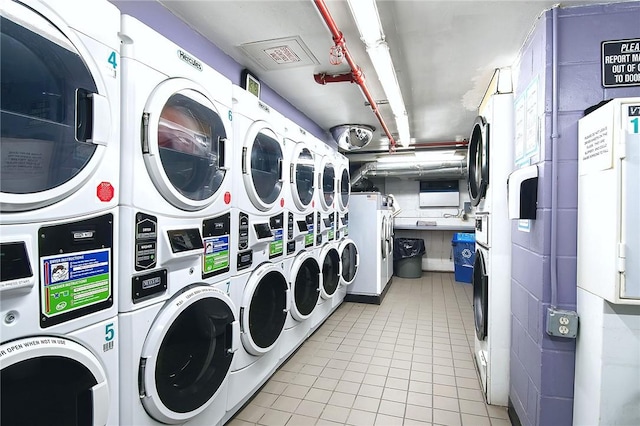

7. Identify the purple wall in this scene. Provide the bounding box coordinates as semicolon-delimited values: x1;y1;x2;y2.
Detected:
510;2;640;425
108;0;328;143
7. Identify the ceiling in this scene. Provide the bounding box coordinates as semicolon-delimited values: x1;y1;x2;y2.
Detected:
159;0;617;163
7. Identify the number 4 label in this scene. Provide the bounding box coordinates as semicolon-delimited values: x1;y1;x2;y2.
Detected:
108;51;117;69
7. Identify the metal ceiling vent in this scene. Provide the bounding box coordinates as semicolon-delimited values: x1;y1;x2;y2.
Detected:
331;124;375;151
239;36;319;71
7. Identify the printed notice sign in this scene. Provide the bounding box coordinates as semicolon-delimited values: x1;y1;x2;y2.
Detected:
602;38;640;87
41;249;111;317
578;108;614;175
203;235;230;274
269;229;283;258
305;225;314;247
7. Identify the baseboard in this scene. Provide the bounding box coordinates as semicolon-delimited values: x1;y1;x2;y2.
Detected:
508;398;523;426
345;277;393;305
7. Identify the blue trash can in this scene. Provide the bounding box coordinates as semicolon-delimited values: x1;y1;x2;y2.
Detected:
451;233;475;283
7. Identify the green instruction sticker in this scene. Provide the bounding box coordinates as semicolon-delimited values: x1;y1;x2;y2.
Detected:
203;235;230;273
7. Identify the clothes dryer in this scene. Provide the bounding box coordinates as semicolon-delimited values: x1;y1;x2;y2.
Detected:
334;237;359;309
225;261;289;416
335;152;350;238
313;139;337;247
119;17;234;316
1;1;120;421
282;118;316;259
231;86;287;273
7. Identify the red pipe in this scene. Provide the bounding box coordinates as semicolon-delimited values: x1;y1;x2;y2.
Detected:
313;72;355;85
313;0;397;150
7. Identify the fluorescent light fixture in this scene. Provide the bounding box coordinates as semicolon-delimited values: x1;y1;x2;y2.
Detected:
347;0;411;147
376;149;465;163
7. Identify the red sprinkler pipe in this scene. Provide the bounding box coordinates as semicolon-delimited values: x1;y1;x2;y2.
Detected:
313;0;397;150
313;72;356;85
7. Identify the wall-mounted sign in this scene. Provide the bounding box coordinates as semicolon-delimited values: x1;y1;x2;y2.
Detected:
601;38;640;87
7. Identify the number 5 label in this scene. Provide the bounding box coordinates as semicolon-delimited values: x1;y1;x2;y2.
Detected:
105;323;115;342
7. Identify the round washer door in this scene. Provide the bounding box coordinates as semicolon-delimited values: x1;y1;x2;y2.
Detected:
289;142;315;211
467;116;489;207
1;2;112;212
319;245;340;299
290;251;320;321
473;249;488;340
319;156;335;211
337;165;350;212
143;78;229;211
139;285;237;424
241;263;289;355
0;336;110;425
339;239;359;286
241;121;284;211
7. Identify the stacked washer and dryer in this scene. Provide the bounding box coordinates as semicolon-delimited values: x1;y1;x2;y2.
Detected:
224;85;290;419
334;151;359;308
118;16;239;426
468;89;514;406
309;138;342;332
279;118;321;362
0;0;120;423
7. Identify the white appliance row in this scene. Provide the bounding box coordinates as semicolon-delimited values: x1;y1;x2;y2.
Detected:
0;2;359;425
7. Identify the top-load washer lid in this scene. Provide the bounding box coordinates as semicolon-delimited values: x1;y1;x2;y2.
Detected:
473;248;488;340
0;3;111;212
143;79;228;211
467;116;490;207
242;122;284;211
339;239;358;286
139;285;238;424
337;165;350;212
319;156;335;211
290;143;315;211
0;336;110;426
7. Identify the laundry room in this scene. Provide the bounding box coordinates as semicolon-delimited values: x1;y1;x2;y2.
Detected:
1;1;640;426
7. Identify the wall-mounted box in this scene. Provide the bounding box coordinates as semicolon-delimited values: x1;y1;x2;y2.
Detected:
419;180;459;207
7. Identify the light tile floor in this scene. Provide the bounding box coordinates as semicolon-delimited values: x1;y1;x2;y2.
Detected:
227;272;512;426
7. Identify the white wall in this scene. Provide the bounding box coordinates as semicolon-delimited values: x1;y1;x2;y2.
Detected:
372;177;474;272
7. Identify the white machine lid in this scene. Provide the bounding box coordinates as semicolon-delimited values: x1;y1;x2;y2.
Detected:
1;2;110;212
139;285;237;424
242;121;284;211
0;336;110;426
143;78;229;211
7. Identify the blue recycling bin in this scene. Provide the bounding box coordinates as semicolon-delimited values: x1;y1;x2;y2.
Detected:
451;232;475;283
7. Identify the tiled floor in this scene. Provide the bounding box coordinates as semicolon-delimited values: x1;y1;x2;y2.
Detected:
227;272;512;426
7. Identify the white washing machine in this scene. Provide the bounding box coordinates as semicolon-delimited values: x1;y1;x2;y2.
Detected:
335;237;359;309
469;91;514;406
1;0;120;422
347;193;392;303
280;249;321;361
119;16;234;315
119;283;239;426
231;85;287;274
310;243;341;332
282;118;316;260
225;261;289;418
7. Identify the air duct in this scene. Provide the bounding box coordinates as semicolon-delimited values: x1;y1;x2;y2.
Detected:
350;159;468;187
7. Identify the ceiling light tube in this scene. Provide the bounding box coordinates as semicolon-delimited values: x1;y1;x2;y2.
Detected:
346;0;411;147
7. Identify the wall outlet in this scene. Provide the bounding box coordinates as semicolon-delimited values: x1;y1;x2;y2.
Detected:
463;201;472;214
546;307;579;338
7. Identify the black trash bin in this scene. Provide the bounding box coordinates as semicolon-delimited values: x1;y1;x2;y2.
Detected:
393;238;425;278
